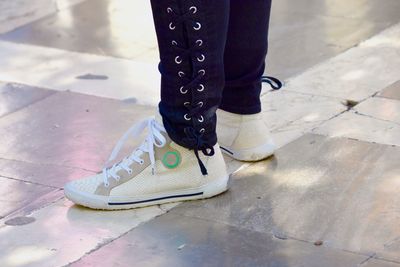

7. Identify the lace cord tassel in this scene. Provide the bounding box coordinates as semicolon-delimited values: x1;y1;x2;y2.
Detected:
194;149;208;175
261;76;283;90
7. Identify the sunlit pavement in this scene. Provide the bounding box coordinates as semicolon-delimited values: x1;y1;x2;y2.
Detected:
0;0;400;266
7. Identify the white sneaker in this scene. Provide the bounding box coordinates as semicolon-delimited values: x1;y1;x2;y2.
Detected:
216;109;276;161
64;116;230;210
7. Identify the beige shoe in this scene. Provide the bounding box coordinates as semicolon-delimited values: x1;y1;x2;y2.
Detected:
216;109;276;161
64;116;229;210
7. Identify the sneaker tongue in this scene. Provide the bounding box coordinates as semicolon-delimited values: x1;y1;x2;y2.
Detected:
154;112;173;145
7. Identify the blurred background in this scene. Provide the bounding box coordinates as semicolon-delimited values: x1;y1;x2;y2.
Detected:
1;0;400;105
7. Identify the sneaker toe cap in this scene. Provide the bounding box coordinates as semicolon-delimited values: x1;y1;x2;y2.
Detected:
64;174;103;195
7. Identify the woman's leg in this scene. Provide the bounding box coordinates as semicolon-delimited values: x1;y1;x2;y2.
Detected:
63;0;232;210
151;0;230;170
220;0;273;115
216;0;277;161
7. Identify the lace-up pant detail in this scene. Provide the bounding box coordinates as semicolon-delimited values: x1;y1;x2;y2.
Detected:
151;0;276;174
151;0;229;175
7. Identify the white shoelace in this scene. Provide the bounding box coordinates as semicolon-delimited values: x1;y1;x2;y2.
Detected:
102;118;167;187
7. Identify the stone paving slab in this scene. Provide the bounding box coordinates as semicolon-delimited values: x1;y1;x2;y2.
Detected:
70;212;369;267
283;23;400;102
262;90;345;131
267;3;392;79
354;97;400;124
0;90;155;173
0;176;55;218
0;0;156;59
379;80;400;101
0;0;85;34
0;0;58;34
273;0;400;24
0;157;95;188
168;134;400;262
0;40;161;105
364;259;400;267
261;90;346;148
314;111;400;147
0;82;54;118
0;198;165;267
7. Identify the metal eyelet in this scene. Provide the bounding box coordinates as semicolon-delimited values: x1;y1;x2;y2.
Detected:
198;115;204;123
197;54;205;62
184;114;191;121
172;40;178;46
175;56;182;64
139;159;144;165
169;22;176;30
178;71;185;77
198;69;205;76
167;7;173;13
127;169;133;174
199;128;205;133
104;182;110;188
196;39;203;46
189;6;197;14
197;84;205;92
197;101;204;107
180;86;188;94
184;102;191;107
115;175;121;181
193;22;201;30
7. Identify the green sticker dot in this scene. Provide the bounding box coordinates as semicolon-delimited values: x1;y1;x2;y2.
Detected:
162;151;181;169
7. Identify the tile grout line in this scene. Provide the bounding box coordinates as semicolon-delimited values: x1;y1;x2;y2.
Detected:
358;253;377;266
354;110;400;126
0;87;57;120
61;206;167;267
0;174;60;189
0;188;64;226
0;155;99;174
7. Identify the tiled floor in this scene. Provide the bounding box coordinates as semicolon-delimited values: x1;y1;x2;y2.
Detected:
0;0;399;266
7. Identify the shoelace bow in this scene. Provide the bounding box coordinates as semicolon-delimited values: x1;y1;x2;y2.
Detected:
102;118;166;187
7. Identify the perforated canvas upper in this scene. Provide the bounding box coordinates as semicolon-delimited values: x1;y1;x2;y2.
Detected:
65;142;227;197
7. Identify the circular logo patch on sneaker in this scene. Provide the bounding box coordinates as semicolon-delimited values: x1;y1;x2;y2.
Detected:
162;151;181;169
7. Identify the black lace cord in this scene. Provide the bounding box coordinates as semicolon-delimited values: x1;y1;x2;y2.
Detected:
261;76;283;90
183;127;215;175
168;3;213;175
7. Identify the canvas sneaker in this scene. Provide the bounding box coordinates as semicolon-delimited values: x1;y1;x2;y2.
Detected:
216;109;276;161
64;115;230;210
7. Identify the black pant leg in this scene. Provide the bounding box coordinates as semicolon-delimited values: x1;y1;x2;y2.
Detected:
220;0;273;114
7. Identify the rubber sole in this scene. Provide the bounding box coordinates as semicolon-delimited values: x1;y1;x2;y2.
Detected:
64;175;231;210
220;141;276;162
